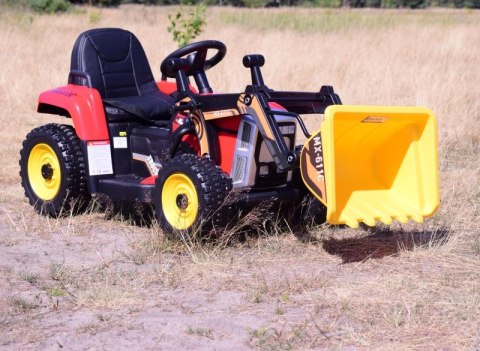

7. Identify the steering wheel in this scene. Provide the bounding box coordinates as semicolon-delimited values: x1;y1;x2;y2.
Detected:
160;40;227;79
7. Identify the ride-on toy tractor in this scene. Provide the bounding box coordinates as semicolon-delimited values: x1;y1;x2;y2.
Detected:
20;28;439;236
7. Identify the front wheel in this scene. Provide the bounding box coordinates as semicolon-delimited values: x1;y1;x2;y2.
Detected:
19;123;90;216
154;154;232;238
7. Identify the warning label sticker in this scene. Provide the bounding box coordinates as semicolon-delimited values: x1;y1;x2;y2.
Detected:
87;141;113;175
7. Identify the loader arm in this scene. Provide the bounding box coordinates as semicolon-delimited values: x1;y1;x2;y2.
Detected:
173;86;341;172
263;85;342;115
238;85;342;171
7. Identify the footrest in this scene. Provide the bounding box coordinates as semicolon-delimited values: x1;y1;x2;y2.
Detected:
99;175;154;202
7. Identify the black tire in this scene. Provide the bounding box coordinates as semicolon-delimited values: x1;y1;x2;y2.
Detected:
288;166;327;230
296;194;327;227
19;123;90;216
154;154;232;238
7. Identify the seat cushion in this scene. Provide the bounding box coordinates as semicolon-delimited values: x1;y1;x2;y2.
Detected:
103;89;174;121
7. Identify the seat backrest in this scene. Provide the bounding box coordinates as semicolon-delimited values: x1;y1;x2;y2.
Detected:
70;28;158;99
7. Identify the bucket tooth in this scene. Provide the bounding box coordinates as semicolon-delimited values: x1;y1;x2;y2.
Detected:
364;200;393;226
345;218;361;228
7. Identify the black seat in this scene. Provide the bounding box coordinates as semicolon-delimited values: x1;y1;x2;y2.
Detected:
70;28;174;122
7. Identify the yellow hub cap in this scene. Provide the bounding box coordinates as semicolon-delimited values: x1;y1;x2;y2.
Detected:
27;143;61;201
162;173;199;230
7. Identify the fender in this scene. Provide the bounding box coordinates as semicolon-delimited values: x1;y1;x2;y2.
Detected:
37;85;109;141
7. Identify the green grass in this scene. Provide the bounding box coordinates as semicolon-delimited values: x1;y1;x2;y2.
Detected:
47;287;66;297
218;8;475;33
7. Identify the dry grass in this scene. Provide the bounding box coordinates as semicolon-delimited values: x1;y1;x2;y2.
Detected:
0;4;479;350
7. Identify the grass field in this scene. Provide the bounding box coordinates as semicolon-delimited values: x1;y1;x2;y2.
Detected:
0;5;479;350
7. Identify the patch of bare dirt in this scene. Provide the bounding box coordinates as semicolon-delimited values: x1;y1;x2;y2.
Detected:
1;184;479;350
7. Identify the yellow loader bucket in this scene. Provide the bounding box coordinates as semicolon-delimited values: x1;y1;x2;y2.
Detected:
300;105;439;228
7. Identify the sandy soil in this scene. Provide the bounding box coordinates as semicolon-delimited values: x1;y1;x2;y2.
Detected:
1;194;479;350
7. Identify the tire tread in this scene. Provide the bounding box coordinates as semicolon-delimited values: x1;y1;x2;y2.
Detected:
19;123;89;215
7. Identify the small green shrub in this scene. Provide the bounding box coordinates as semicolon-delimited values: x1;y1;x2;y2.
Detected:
89;11;101;23
29;0;70;13
47;287;66;297
167;4;206;48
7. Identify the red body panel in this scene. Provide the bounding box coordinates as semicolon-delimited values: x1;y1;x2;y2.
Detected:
172;114;240;174
140;175;158;185
212;117;241;174
38;85;108;141
269;102;285;111
157;81;198;95
157;81;178;95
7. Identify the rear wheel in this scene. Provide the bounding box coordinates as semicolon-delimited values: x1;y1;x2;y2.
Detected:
19;123;90;216
154;154;232;238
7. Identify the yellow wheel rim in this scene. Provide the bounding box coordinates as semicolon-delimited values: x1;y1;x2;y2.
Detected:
27;143;61;201
162;173;199;230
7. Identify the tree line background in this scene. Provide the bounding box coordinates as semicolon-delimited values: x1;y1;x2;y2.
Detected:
1;0;479;15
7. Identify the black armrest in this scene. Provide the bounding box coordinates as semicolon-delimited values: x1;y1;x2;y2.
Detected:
68;70;93;88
